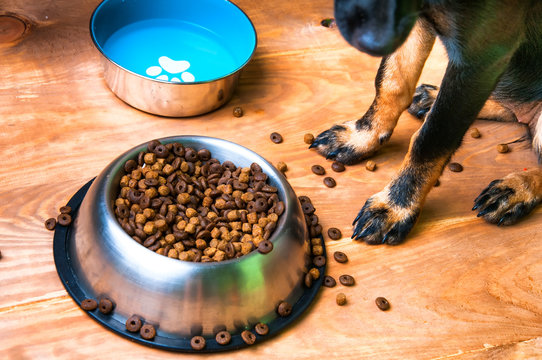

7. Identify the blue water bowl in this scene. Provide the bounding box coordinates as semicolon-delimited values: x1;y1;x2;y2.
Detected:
90;0;257;117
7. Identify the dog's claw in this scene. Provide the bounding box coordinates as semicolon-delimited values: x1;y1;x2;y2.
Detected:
473;175;539;225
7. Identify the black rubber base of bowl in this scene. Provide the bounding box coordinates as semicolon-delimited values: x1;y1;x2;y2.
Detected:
53;179;326;353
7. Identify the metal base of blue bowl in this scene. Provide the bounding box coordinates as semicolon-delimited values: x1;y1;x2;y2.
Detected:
53;179;326;352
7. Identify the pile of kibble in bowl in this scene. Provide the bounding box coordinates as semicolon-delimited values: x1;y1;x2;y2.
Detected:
113;139;284;262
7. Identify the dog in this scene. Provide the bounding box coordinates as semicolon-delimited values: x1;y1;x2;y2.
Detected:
310;0;542;245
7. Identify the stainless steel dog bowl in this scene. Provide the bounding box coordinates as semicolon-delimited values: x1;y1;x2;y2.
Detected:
90;0;257;117
54;136;321;351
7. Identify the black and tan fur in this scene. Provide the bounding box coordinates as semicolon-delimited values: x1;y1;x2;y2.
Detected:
311;0;542;245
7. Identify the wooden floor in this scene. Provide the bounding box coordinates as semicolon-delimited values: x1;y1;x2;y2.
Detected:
1;0;542;359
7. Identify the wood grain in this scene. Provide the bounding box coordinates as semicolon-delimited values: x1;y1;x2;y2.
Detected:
1;0;541;359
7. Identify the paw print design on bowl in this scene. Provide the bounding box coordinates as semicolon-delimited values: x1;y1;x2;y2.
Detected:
146;56;195;83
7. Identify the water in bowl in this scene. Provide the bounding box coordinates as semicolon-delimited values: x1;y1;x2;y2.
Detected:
102;19;238;83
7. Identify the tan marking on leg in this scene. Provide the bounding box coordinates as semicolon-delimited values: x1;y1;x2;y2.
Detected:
373;20;437;133
477;98;516;122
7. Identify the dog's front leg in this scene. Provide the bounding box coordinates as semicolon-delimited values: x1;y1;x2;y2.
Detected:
310;20;435;164
353;56;518;245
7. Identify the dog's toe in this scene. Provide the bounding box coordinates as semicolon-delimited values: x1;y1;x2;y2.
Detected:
408;84;439;120
311;119;389;164
473;174;540;225
352;196;419;245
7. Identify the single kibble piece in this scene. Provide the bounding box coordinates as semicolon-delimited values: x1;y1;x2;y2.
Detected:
323;177;336;188
365;160;377;171
98;298;114;314
336;292;347;306
321;18;336;28
270;132;283;144
323;275;337;288
277;301;292;317
448;162;464;172
333;251;348;263
497;143;509;153
80;298;97;311
258;240;273;254
339;274;355;286
304;272;313;288
255;323;269;336
59;206;72;214
313;255;326;267
215;331;231;345
276;161;288;173
309;267;320;280
470;128;481;138
327;227;342;240
233;106;244;118
140;324;156;340
57;213;72;226
45;218;57;231
304;133;315;144
375;297;391;311
125;315;142;333
311;165;326;175
331;161;345;172
241;330;256;345
191;336;206;350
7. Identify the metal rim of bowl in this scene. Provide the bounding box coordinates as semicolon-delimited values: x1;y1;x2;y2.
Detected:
89;0;258;86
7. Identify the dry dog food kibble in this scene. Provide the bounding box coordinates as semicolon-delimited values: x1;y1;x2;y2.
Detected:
59;206;72;214
258;240;273;254
470;128;481;138
336;292;347;306
339;274;355;286
125;315;142;332
304;272;313;288
215;331;231;345
448;162;463;172
277;301;292;317
309;267;320;280
497;143;509;153
365;160;377;171
375;297;391;311
321;18;336;28
327;227;342;240
113;140;285;262
331;161;345;172
304;133;315;144
323;177;336;188
255;323;269;336
276;161;288;173
57;213;72;226
45;218;57;231
140;324;156;340
270;132;283;144
80;298;98;311
191;336;206;350
333;251;348;263
233;106;244;118
323;275;336;287
241;330;256;345
98;298;114;314
311;165;325;175
313;255;326;267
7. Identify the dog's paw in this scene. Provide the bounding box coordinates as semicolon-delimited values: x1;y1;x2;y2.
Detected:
472;173;541;226
407;84;439;119
310;118;391;165
352;192;419;245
